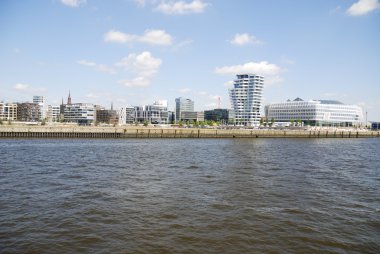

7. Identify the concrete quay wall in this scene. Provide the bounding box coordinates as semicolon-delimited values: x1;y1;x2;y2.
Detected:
0;126;379;138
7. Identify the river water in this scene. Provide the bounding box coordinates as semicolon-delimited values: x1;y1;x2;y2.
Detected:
0;138;379;253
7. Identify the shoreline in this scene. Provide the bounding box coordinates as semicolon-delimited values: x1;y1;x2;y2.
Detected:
0;126;379;139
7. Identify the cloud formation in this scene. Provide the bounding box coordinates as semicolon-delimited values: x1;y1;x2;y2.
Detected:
116;51;162;87
104;29;173;46
14;83;29;91
230;33;262;46
77;60;116;74
215;61;281;76
347;0;380;16
13;83;47;93
60;0;86;7
155;0;209;15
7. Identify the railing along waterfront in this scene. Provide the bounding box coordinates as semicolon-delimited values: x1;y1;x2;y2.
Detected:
0;126;379;138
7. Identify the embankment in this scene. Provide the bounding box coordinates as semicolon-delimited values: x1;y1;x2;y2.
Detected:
0;126;379;138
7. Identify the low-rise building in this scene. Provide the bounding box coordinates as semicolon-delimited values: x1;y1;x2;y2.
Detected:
204;109;235;124
47;105;60;122
134;100;169;124
180;111;204;122
0;102;18;121
96;109;118;125
265;98;363;127
371;122;380;130
63;103;95;125
17;103;40;122
119;106;135;125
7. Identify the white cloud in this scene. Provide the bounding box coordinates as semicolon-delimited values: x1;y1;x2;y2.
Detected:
14;83;29;91
104;29;173;46
266;76;284;85
215;61;281;76
172;39;194;51
347;0;380;16
13;83;47;93
230;33;262;46
179;88;192;93
77;60;116;74
85;93;99;98
118;77;150;87
60;0;86;7
155;0;209;15
223;81;234;88
133;0;147;7
116;51;162;87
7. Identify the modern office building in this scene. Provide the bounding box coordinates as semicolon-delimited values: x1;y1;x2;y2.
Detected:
265;98;363;127
96;109;118;125
0;102;18;121
371;122;380;130
47;105;60;122
180;111;204;122
119;106;135;125
17;103;40;122
33;96;47;120
134;100;169;124
63;103;96;125
204;109;235;124
229;74;264;126
175;97;194;121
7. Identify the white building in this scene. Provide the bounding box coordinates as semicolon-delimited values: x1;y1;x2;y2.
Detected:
175;97;194;121
47;105;60;122
229;74;264;126
265;98;363;127
0;102;17;121
33;96;47;120
135;100;169;124
63;103;95;125
119;106;135;125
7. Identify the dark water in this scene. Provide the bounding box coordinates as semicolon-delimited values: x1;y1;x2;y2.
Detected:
0;138;379;253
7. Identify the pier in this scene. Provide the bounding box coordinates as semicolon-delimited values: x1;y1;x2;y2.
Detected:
0;126;379;139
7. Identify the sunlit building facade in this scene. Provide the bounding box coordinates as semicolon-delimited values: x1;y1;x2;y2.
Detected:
229;74;264;126
265;98;363;127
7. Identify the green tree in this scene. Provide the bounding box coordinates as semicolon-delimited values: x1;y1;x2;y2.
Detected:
297;118;302;126
143;120;148;127
200;121;205;128
290;119;294;126
271;117;275;127
0;119;3;125
178;120;183;127
260;118;264;126
41;119;46;126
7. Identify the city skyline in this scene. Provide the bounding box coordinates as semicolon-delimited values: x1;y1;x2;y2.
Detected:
1;0;380;120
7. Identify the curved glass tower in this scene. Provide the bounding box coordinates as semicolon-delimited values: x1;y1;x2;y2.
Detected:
229;74;264;126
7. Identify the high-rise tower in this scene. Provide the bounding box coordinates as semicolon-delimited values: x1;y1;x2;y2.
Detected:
229;74;264;126
175;97;194;121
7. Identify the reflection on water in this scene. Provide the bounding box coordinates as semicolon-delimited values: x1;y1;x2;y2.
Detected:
0;138;379;253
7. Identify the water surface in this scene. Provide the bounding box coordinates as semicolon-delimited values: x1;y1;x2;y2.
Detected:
0;138;379;253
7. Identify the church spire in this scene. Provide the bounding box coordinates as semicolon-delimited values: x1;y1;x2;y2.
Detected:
67;90;72;105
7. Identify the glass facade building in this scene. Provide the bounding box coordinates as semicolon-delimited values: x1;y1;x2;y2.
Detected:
175;97;194;121
265;98;363;127
229;74;264;126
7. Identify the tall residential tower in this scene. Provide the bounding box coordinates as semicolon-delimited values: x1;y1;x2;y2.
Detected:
229;74;264;126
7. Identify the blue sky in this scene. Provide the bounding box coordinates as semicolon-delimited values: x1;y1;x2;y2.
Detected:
1;0;379;120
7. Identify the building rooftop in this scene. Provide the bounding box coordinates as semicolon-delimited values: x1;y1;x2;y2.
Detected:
314;100;344;105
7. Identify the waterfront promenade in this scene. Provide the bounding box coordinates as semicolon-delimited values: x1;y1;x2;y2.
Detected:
0;125;379;138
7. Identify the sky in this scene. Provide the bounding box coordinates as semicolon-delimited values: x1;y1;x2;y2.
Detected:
0;0;379;120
